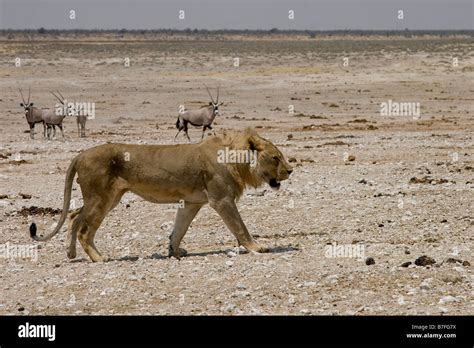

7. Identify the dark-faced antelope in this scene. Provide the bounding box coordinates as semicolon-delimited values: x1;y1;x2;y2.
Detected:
175;86;221;141
19;87;47;139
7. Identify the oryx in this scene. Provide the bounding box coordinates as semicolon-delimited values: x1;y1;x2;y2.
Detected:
19;87;47;139
74;99;89;138
175;86;221;141
76;113;87;138
47;91;71;139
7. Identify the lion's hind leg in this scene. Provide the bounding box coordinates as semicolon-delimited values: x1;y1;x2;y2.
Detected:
66;208;82;259
77;179;127;262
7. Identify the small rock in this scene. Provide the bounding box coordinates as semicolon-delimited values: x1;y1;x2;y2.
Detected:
365;257;375;265
414;255;436;266
401;261;412;267
18;307;25;312
439;307;449;313
223;304;235;313
287;134;293;140
420;278;432;290
462;261;470;267
288;157;297;163
439;296;460;304
348;155;356;161
445;258;463;264
441;275;462;284
225;260;234;267
226;251;237;258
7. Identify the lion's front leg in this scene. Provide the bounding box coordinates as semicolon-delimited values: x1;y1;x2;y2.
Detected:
209;198;268;254
168;202;203;259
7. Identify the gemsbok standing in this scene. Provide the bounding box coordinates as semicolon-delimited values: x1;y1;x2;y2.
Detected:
47;91;72;139
19;87;47;139
175;86;221;141
74;99;91;138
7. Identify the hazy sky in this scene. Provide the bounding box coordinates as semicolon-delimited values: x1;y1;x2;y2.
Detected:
0;0;472;30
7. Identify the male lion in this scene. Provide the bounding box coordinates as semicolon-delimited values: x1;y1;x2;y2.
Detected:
30;129;293;262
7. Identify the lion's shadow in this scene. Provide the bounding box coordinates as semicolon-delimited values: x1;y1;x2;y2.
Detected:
69;245;299;263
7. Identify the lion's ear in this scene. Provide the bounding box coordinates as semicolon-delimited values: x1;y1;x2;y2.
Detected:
248;134;264;152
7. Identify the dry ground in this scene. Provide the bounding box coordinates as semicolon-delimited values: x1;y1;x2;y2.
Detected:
0;36;473;315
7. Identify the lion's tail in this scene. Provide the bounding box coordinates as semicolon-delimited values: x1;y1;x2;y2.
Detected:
176;116;181;129
30;156;78;241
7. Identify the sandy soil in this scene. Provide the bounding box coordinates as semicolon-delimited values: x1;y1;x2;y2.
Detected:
0;36;473;315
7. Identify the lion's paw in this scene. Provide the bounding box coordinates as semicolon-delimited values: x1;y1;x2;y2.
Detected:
168;246;188;259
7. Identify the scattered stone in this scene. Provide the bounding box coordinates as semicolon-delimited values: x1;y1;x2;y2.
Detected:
401;262;412;267
414;255;436;267
288;157;297;163
226;250;237;258
19;193;32;199
445;258;463;264
321;140;348;146
223;304;236;313
462;261;470;267
348;155;356;162
365;257;375;265
441;275;462;284
439;307;449;313
236;284;247;290
420;279;432;290
409;176;452;185
8;160;29;165
287;134;293;140
439;296;460;305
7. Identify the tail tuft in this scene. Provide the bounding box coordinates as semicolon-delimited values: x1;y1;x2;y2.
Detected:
29;223;37;238
176;117;180;129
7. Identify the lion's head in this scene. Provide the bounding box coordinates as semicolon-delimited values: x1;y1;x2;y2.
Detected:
222;129;293;192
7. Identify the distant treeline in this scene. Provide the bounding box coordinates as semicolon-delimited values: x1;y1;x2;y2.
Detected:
1;28;473;37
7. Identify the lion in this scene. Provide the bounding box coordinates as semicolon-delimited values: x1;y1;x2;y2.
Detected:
29;129;293;262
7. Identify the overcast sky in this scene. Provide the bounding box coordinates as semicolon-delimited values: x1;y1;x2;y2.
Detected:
0;0;472;30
